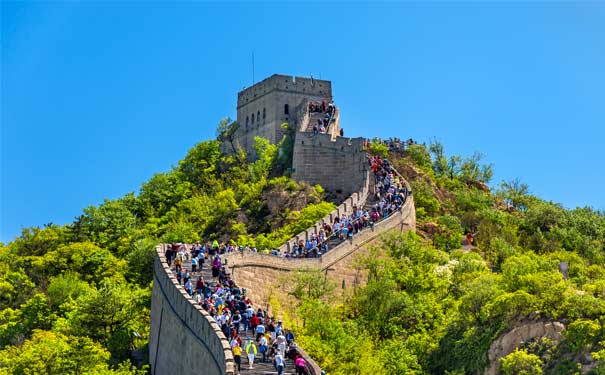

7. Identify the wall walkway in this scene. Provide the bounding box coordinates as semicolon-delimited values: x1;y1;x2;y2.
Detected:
149;246;235;375
226;190;416;305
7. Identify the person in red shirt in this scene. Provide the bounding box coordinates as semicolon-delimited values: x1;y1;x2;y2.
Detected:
249;314;259;334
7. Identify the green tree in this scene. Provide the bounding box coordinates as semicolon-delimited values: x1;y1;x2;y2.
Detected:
76;195;138;254
177;140;222;191
249;136;278;182
0;263;35;310
369;139;389;158
406;143;432;172
63;278;148;362
124;238;157;286
135;171;192;220
0;330;145;375
498;178;531;211
564;319;602;353
47;273;93;312
500;349;543;375
216;117;240;153
460;152;493;183
429;140;448;178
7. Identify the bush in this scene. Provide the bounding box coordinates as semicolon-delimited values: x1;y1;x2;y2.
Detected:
500;349;543;375
369;140;389;158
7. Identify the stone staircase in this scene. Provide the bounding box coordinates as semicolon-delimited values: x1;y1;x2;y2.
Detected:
317;176;386;254
182;257;300;375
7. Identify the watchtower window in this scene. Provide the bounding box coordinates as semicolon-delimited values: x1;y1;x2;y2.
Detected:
257;110;260;122
263;108;266;119
284;104;289;115
251;113;255;124
246;116;249;128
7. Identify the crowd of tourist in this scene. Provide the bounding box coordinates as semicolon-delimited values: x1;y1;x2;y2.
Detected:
162;153;409;374
164;152;409;265
165;243;310;374
278;154;409;259
308;100;336;135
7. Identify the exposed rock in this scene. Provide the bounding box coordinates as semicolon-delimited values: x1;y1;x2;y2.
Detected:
467;180;490;192
419;222;439;236
484;321;566;375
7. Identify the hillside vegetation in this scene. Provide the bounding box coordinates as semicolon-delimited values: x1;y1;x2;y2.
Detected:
278;142;605;375
1;132;604;375
0;130;334;374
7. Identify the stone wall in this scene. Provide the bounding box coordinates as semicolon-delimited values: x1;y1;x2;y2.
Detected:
292;133;367;198
234;74;332;155
149;246;234;375
225;195;416;306
277;169;370;254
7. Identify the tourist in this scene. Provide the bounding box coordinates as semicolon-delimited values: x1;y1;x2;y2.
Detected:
274;351;285;375
232;310;242;334
277;332;287;357
233;342;242;374
259;334;268;362
256;320;266;341
295;355;307;375
191;256;198;273
245;337;257;369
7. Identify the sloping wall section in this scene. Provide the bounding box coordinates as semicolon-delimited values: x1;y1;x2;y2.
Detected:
225;194;416;306
149;247;234;375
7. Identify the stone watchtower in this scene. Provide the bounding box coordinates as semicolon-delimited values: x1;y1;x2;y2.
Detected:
234;74;333;153
229;73;366;198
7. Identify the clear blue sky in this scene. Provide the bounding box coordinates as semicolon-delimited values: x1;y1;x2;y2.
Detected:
2;2;604;243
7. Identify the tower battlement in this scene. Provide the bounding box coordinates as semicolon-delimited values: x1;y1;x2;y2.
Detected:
237;74;332;108
233;74;333;151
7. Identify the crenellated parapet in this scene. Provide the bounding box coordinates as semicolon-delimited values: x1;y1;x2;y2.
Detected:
225;181;416;305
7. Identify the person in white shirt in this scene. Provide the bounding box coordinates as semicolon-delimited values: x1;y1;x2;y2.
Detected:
277;333;287;357
259;335;268;362
274;352;285;375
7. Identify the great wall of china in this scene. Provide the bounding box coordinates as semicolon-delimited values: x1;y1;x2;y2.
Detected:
147;74;570;375
149;74;418;375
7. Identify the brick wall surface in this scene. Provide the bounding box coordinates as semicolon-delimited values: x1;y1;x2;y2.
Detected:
291;133;367;197
149;246;234;375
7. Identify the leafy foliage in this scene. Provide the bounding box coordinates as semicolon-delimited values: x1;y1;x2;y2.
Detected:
0;133;337;373
500;349;543;375
284;142;605;375
2;130;605;374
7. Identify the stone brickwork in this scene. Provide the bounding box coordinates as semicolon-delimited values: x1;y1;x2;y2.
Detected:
233;74;332;153
149;246;234;375
225;195;416;306
230;74;366;200
292;133;367;198
277;169;370;254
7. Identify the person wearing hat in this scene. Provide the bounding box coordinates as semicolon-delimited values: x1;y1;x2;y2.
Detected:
244;337;257;369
